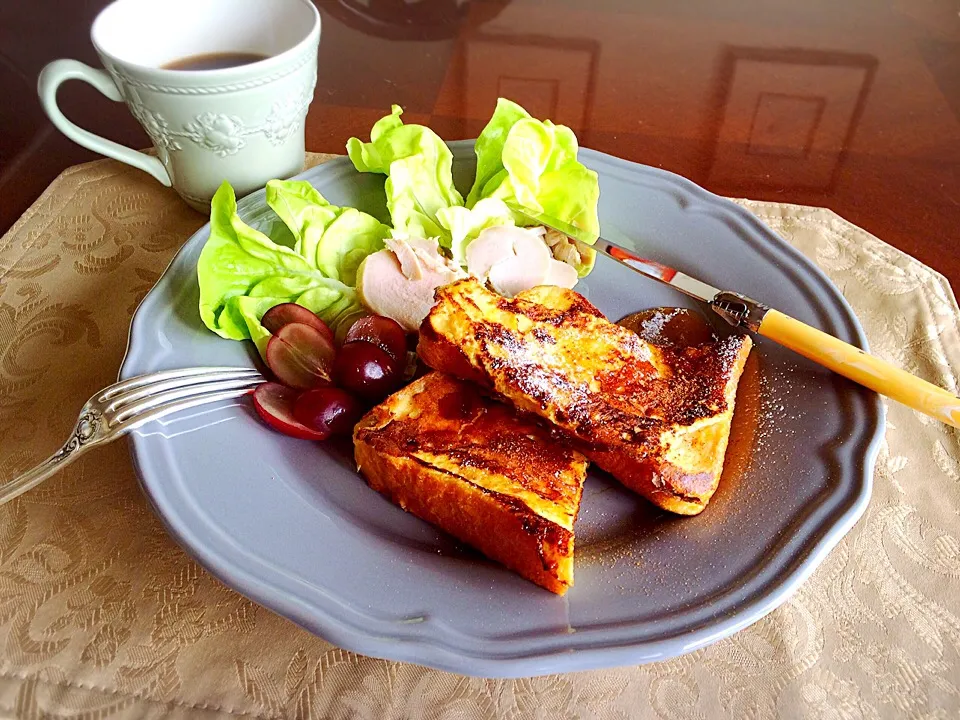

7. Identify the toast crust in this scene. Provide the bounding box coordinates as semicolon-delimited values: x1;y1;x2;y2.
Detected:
354;372;588;594
419;279;752;515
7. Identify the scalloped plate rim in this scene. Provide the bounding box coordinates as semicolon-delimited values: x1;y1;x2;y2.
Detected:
120;141;884;677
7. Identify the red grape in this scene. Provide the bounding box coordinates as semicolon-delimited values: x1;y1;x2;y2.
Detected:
334;340;401;399
261;303;333;343
344;315;407;362
265;322;335;390
334;309;370;346
293;387;364;437
252;383;328;440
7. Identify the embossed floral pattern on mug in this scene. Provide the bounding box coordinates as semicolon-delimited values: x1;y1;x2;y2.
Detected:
129;104;183;152
125;86;313;158
262;94;310;145
183;112;247;156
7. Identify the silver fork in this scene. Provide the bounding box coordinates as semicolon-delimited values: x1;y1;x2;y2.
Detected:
1;367;265;505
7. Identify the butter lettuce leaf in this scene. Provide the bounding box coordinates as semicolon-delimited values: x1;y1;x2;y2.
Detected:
198;181;363;358
346;105;463;243
466;98;600;275
265;179;339;260
266;179;390;285
345;100;598;277
467;98;531;208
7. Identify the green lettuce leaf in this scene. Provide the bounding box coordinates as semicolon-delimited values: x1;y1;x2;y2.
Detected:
265;179;339;259
346;105;463;243
198;181;364;357
266;179;390;286
466;98;532;208
466;98;600;275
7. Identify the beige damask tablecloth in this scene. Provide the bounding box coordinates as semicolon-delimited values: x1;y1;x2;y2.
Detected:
1;153;959;719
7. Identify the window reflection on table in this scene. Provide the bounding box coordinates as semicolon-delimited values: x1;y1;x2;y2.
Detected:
1;0;958;286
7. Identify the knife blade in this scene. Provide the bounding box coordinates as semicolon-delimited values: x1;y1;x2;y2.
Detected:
506;202;960;429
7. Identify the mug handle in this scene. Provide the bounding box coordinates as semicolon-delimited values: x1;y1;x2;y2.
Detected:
38;59;172;186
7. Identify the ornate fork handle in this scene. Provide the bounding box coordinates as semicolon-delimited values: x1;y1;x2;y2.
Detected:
0;409;107;505
0;367;263;506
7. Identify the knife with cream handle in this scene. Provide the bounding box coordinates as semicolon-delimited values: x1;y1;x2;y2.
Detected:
508;203;960;429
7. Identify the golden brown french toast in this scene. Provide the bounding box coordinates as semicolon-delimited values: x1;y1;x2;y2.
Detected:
418;279;752;515
354;372;588;594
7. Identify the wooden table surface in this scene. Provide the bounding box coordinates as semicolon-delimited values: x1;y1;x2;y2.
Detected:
2;0;959;287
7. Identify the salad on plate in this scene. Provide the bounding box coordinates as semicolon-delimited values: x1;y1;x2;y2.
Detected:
195;98;601;440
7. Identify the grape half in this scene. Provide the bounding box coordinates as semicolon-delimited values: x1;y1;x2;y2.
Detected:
344;315;407;362
252;383;328;440
261;303;333;343
265;322;335;390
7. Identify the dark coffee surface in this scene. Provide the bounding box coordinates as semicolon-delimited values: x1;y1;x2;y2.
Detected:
162;51;268;71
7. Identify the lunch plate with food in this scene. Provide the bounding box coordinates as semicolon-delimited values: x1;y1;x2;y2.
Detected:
120;100;883;677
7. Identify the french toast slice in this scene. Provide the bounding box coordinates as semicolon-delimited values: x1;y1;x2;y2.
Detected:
354;372;588;594
418;279;752;515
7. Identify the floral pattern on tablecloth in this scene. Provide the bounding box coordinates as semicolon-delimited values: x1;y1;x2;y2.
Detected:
0;156;958;719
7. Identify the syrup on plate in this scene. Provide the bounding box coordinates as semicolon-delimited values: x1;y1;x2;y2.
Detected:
617;306;715;348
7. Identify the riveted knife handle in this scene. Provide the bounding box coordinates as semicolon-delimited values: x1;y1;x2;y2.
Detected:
759;309;960;429
709;292;769;332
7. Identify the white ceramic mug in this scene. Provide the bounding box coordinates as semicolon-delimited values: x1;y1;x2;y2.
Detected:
38;0;321;211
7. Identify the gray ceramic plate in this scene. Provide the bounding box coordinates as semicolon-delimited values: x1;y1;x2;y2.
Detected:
120;141;884;677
